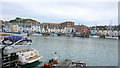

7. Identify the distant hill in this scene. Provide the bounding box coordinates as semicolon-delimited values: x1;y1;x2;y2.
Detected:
9;17;38;23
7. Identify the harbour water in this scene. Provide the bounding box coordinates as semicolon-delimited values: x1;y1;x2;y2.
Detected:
30;36;118;66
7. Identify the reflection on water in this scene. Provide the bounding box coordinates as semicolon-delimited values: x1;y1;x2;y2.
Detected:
21;61;42;68
30;36;118;66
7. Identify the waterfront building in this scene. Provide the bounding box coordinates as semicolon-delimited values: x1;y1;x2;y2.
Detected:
42;23;61;33
1;21;10;32
1;18;119;38
75;25;90;35
31;23;41;33
41;21;75;33
9;24;19;32
90;25;119;37
60;21;74;27
17;21;41;33
60;21;75;33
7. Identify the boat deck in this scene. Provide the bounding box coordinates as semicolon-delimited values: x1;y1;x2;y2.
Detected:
26;56;42;61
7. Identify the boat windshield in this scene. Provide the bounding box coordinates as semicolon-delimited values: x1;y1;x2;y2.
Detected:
15;41;31;45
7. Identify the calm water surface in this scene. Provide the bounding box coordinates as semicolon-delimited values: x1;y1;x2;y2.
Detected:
30;36;118;66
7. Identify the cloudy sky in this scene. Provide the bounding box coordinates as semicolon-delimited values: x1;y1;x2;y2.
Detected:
0;0;119;26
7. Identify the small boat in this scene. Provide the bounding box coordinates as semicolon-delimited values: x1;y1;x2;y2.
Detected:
50;33;58;37
0;33;12;44
105;20;119;40
1;36;32;45
105;36;119;40
0;33;11;36
89;35;100;38
43;59;86;68
0;33;26;43
43;52;59;68
43;52;86;68
32;33;42;36
66;33;73;37
76;34;89;38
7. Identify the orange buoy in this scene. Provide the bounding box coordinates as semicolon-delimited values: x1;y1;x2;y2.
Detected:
44;63;49;67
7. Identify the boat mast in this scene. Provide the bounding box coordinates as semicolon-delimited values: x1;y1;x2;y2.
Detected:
109;20;112;36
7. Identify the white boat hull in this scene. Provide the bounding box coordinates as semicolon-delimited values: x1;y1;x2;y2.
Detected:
25;56;43;64
89;35;100;38
105;36;119;40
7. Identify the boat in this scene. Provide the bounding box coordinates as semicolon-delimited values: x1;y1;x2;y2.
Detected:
43;59;86;68
105;20;119;40
105;36;118;40
43;52;60;68
32;33;42;36
0;33;27;43
42;52;86;68
76;34;89;38
50;33;58;37
0;33;12;44
89;35;100;38
66;33;73;37
0;36;43;68
4;45;43;64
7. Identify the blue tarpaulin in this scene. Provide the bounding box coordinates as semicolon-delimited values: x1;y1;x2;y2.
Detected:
2;36;32;45
4;36;23;42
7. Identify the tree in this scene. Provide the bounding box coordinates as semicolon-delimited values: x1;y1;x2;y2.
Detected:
15;17;21;20
9;17;38;23
9;20;16;23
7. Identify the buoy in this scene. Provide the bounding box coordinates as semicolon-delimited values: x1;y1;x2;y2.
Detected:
44;63;49;67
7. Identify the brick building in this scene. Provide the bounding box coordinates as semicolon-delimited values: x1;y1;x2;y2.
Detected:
60;21;74;27
75;25;90;35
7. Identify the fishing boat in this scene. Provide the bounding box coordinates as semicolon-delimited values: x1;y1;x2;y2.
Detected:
0;36;43;68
